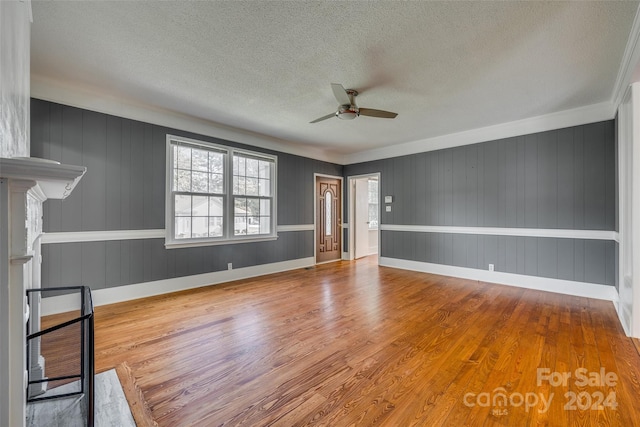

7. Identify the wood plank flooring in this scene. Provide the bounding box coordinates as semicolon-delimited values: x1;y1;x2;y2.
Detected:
46;257;640;426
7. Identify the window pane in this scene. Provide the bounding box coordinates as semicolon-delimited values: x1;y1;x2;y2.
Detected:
369;204;378;229
209;173;223;194
259;217;270;234
209;217;223;237
177;146;191;169
234;198;246;215
260;199;270;216
172;146;178;169
175;217;191;239
192;148;209;172
246;177;259;196
173;167;178;191
192;217;208;238
175;195;191;216
259;178;270;197
192;195;208;216
236;156;245;175
192;171;208;193
177;170;191;192
209;152;224;174
246;198;260;216
246;158;259;177
325;194;332;235
234;216;247;235
235;176;246;195
259;160;270;179
233;175;239;195
209;197;223;217
368;180;378;203
247;217;260;235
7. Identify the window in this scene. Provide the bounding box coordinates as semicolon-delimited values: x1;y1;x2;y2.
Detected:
166;135;277;248
368;179;378;229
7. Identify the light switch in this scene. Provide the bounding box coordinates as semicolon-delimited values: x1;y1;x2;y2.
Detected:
386;205;391;212
384;196;393;203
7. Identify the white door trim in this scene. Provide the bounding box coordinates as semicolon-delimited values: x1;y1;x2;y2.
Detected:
346;172;381;263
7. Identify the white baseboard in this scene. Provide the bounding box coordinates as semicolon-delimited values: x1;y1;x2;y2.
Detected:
379;257;619;302
41;257;315;315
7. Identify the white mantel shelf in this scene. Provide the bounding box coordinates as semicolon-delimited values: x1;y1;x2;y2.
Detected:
0;157;86;199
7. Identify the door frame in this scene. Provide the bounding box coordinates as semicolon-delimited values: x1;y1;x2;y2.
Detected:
314;173;344;264
346;172;381;263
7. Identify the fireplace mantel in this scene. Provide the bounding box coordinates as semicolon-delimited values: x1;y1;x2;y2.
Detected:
0;157;86;199
0;156;86;427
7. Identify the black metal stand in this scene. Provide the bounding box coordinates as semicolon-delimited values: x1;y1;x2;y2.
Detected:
26;286;95;427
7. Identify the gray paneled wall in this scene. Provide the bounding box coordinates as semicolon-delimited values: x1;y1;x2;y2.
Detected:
345;121;617;287
346;122;615;230
31;99;341;290
41;232;314;291
382;232;616;286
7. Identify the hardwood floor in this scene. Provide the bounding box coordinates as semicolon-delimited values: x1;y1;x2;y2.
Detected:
46;257;640;426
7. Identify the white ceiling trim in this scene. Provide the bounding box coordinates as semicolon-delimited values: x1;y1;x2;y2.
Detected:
612;5;640;110
342;101;615;165
31;75;343;165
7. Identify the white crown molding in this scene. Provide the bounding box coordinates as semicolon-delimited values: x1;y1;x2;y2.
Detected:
40;256;315;315
379;257;619;302
380;224;618;242
30;75;343;165
342;101;615;164
612;4;640;110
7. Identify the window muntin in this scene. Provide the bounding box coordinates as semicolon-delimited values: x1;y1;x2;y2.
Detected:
166;136;277;248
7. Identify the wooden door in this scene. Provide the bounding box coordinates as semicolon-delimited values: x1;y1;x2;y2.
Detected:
316;177;341;263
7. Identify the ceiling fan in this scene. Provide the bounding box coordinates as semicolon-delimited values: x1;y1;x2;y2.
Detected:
310;83;398;123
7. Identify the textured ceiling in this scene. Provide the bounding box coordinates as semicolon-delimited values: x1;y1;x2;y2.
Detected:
31;1;639;160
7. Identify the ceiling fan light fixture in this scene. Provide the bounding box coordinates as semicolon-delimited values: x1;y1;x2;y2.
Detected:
338;110;358;120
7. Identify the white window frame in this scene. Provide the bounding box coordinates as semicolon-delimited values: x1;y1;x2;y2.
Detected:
165;135;278;249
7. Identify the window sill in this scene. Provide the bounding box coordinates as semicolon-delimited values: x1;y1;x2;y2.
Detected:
165;235;278;249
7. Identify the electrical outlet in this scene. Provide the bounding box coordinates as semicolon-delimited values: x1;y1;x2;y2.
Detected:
228;263;233;270
488;264;494;272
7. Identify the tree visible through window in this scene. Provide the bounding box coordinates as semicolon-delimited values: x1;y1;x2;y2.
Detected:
166;136;277;247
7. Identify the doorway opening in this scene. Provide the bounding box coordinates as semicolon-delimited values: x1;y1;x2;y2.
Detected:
348;173;380;264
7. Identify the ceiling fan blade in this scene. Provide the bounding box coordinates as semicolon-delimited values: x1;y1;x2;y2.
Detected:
331;83;351;106
359;108;398;119
310;112;336;123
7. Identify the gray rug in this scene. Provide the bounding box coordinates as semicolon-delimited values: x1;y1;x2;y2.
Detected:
26;369;136;427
